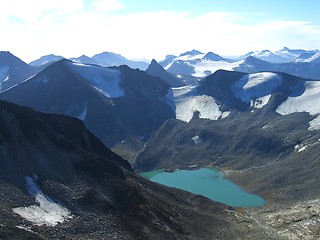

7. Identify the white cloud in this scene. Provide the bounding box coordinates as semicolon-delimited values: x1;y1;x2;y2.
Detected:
0;0;84;23
90;0;124;13
1;3;320;63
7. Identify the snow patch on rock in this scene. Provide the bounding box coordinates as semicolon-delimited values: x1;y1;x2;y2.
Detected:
70;62;124;98
192;135;202;144
13;176;72;226
294;144;308;153
221;111;231;119
167;84;225;123
308;115;320;131
232;72;281;108
250;95;271;109
0;66;9;82
276;81;320;131
277;81;320;116
0;66;9;92
77;106;88;121
176;95;221;122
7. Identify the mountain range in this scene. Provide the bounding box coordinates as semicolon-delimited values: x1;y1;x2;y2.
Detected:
160;48;320;79
0;59;173;148
29;52;150;70
0;49;319;239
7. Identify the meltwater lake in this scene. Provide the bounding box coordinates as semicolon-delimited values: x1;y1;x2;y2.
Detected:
141;168;265;207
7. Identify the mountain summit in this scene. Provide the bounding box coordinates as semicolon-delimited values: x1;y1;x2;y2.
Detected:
146;59;185;87
0;51;37;91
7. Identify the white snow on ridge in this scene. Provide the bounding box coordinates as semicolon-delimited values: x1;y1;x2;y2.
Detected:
77;106;88;121
177;53;205;61
308;115;320;131
250;95;271;109
164;53;205;70
192;59;243;78
13;176;72;226
0;66;9;82
167;85;224;123
171;84;197;98
232;72;282;108
276;81;320;131
70;62;124;98
276;81;320;116
0;66;9;92
304;52;320;63
274;50;298;62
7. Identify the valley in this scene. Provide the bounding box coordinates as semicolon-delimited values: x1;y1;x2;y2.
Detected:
0;48;319;239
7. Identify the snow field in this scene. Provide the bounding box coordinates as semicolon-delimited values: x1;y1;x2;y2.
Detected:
232;72;282;108
276;81;320;131
71;62;124;98
13;176;72;226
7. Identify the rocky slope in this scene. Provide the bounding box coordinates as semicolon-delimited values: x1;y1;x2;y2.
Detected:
0;100;274;239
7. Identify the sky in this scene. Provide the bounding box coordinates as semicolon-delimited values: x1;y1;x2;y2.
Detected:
1;0;320;62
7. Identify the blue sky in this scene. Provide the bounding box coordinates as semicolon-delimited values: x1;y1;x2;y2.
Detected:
119;0;320;23
1;0;320;62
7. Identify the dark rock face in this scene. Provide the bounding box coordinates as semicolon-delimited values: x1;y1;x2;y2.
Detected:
0;100;271;239
0;60;174;147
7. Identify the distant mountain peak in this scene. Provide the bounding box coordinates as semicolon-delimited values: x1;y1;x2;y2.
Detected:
244;56;266;63
0;51;14;57
150;58;158;64
180;49;203;57
165;54;176;60
203;52;224;61
70;55;98;65
29;54;64;66
281;47;290;51
92;52;148;70
0;51;25;63
146;59;184;87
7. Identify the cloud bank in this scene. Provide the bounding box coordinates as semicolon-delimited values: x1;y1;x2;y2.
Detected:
1;0;319;62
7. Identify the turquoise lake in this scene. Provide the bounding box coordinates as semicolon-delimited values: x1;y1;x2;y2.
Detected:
143;168;265;207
